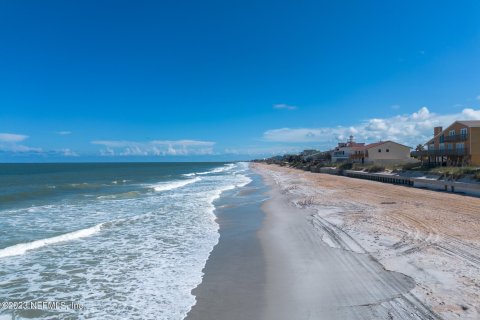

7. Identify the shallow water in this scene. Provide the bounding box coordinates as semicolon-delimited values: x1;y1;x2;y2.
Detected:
0;162;252;319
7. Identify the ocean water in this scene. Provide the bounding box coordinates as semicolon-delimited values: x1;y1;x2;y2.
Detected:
0;162;252;320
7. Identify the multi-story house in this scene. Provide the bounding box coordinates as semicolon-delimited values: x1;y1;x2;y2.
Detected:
331;136;365;162
415;121;480;166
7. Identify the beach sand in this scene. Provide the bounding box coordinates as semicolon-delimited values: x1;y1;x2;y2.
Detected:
186;174;267;320
187;163;480;319
254;163;480;319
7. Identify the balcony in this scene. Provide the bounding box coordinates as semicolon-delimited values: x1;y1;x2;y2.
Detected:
350;152;366;159
443;134;468;142
412;148;469;157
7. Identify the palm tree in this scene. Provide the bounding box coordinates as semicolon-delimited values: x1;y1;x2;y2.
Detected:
415;144;425;152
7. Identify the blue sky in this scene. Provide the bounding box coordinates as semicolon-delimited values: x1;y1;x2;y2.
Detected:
1;0;480;161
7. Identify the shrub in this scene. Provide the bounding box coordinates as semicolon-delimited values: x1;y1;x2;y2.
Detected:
338;162;353;170
474;171;480;181
366;165;385;173
352;163;366;171
402;162;423;171
429;167;480;180
460;167;478;175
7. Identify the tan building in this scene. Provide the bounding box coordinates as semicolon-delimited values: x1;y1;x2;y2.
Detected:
351;141;413;164
416;121;480;166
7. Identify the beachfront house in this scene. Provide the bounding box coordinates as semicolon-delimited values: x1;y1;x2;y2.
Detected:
413;121;480;166
366;141;413;164
350;141;414;165
331;136;365;162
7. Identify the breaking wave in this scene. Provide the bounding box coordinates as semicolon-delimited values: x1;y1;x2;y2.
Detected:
0;223;104;259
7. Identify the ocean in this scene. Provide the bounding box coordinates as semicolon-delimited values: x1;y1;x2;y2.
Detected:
0;162;252;320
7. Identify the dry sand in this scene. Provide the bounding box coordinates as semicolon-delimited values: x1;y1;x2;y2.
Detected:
253;163;480;319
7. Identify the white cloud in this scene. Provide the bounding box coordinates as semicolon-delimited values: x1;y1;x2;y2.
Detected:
0;133;43;153
263;128;333;143
224;145;303;156
273;103;297;110
0;133;28;143
263;107;480;148
60;148;78;157
2;144;43;153
92;139;216;156
56;131;72;135
0;132;79;157
461;108;480;119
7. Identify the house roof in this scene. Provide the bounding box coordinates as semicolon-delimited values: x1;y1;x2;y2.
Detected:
364;140;412;150
457;120;480;128
365;141;386;149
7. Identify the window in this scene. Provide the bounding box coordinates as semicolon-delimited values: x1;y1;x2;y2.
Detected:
439;143;445;150
460;128;468;135
378;149;381;153
447;144;453;150
386;149;390;152
449;130;455;136
439;135;444;143
457;143;465;150
428;144;435;150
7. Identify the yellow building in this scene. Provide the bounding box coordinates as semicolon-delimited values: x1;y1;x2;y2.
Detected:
350;141;413;165
364;141;413;164
419;121;480;166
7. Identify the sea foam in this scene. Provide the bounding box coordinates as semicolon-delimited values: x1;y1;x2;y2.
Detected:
182;163;236;177
0;162;253;320
0;223;103;258
151;177;201;192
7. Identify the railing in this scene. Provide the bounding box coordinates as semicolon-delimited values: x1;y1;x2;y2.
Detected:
412;148;469;157
444;134;468;142
349;153;366;159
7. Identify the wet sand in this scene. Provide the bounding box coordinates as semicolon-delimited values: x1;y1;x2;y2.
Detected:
186;174;267;320
187;165;452;319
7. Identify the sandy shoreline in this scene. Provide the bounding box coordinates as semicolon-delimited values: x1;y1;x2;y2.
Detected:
186;173;267;320
254;163;480;319
187;163;480;319
256;164;440;319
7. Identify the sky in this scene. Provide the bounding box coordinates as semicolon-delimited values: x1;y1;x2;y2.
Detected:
1;0;480;162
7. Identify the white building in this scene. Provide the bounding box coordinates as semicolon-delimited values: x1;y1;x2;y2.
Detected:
331;136;365;162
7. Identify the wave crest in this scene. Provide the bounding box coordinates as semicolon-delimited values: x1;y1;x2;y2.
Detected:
182;163;235;177
0;224;103;259
150;177;201;192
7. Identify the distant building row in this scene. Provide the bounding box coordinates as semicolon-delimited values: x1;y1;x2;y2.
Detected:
327;120;480;166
